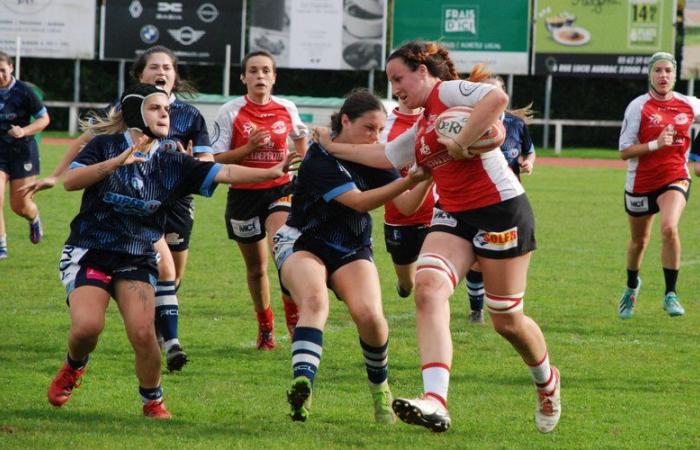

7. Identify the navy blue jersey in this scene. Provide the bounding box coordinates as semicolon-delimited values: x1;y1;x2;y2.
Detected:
96;96;212;154
0;78;47;152
500;112;534;175
65;132;221;256
287;142;400;253
689;131;700;162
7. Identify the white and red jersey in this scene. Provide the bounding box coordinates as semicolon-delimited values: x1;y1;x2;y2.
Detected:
381;107;436;226
620;92;700;193
212;95;308;189
386;80;524;213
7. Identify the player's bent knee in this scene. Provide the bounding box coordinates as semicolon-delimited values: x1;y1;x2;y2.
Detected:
415;253;458;293
485;291;524;315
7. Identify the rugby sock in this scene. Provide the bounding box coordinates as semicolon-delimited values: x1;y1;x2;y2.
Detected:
282;294;299;336
360;339;389;385
155;281;180;351
529;352;557;393
257;305;274;331
139;385;164;404
66;353;88;370
626;270;639;289
663;268;679;294
466;269;484;311
422;362;450;406
291;327;323;384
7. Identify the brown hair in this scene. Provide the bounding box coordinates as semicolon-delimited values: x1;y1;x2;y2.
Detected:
388;41;459;81
131;45;196;96
330;89;386;135
0;51;13;66
241;51;277;74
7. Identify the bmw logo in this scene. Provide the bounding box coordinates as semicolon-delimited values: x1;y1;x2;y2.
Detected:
140;25;159;44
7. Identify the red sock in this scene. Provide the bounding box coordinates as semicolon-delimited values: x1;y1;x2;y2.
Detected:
282;295;299;336
256;306;274;330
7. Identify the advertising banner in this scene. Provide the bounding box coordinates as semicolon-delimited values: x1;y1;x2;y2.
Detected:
392;0;531;75
101;0;243;63
682;0;700;79
0;0;96;59
249;0;387;70
533;0;676;77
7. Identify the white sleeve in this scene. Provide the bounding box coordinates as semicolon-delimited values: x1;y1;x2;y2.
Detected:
619;96;645;151
438;79;497;108
385;122;417;169
211;103;237;154
281;100;309;140
692;96;700;122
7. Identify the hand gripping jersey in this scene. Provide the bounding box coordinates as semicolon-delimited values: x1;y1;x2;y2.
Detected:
380;107;435;226
619;92;700;193
66;132;221;257
286;142;399;253
386;80;524;213
500;112;535;176
212;95;308;190
0;77;47;151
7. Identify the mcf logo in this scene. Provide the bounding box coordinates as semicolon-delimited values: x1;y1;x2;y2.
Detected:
473;227;518;251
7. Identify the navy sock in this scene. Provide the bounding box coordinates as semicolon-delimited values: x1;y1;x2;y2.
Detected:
155;281;179;349
66;353;88;370
139;385;163;404
360;339;389;385
466;270;484;311
627;270;639;289
291;327;323;384
663;268;678;294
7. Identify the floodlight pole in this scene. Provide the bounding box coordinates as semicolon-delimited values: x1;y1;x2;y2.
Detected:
118;60;125;96
689;78;695;97
368;70;375;92
223;44;231;97
15;36;21;79
543;74;552;150
507;74;514;100
69;59;81;135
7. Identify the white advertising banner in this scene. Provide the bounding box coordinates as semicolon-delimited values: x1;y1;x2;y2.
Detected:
249;0;387;70
0;0;96;59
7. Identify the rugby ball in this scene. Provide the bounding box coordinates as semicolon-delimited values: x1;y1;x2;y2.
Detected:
435;106;506;152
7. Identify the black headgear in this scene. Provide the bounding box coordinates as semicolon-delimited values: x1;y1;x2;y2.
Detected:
120;83;168;138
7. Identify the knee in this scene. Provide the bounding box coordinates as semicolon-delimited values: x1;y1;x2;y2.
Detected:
351;305;385;330
70;320;104;342
158;258;176;281
129;325;157;350
299;293;328;317
414;279;446;312
9;198;30;217
492;316;523;341
630;235;649;250
246;263;267;280
660;223;679;243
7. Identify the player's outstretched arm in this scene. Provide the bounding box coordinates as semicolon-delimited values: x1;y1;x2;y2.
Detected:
215;152;301;185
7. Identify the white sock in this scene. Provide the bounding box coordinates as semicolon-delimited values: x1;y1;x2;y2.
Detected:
422;363;450;404
529;353;556;392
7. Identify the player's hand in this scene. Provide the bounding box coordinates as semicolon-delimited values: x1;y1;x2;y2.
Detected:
247;128;271;151
274;152;302;176
520;159;534;175
176;140;194;157
312;127;333;148
18;176;58;198
8;125;25;139
118;135;149;166
656;124;675;149
406;164;432;183
437;136;474;160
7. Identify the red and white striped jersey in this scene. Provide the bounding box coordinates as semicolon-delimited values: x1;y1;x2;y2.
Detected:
212;95;308;189
386;80;524;213
619;92;700;193
381;107;436;226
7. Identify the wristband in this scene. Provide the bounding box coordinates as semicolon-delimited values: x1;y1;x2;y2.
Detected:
648;140;659;151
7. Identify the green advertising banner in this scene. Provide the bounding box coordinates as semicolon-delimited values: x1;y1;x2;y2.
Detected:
392;0;530;74
533;0;677;77
681;0;700;79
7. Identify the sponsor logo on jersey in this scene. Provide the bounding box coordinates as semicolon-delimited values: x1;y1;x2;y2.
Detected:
243;122;256;136
473;227;518;251
131;177;144;191
649;113;662;125
459;80;479;97
674;113;689;126
431;209;458;227
104;192;161;216
165;232;184;245
271;120;288;135
230;216;262;238
418;136;431;155
421;150;452;169
160;139;178;152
